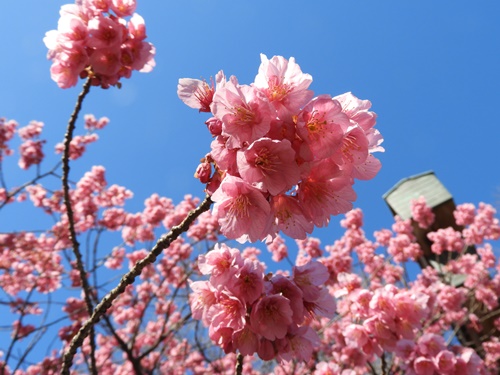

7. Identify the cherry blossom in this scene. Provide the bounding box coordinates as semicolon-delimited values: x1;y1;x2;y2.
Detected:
190;246;335;364
211;175;271;243
179;55;384;243
44;0;155;88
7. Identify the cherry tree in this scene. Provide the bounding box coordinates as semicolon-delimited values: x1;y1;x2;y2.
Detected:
1;1;499;374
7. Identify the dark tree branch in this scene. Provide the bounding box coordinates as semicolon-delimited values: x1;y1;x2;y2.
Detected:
60;77;97;375
60;194;212;375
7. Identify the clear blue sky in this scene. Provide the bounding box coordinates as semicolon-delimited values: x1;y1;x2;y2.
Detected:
1;0;499;242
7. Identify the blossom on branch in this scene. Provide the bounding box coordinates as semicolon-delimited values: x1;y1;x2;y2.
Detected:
178;54;384;243
190;246;335;364
44;0;155;88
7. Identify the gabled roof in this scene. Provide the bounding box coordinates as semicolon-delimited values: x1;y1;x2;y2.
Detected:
383;171;453;220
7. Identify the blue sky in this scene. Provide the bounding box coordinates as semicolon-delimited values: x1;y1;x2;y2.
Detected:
1;1;499;248
1;0;500;369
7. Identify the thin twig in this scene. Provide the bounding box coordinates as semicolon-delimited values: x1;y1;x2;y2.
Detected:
137;273;192;360
2;288;35;375
193;320;213;365
12;293;53;374
0;158;7;189
59;194;212;375
101;314;144;375
0;167;61;210
366;361;378;375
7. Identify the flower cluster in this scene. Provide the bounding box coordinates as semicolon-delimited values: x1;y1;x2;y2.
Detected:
304;199;500;374
0;118;18;160
189;243;336;363
0;119;47;171
44;0;155;88
411;196;436;229
178;54;384;243
55;114;110;159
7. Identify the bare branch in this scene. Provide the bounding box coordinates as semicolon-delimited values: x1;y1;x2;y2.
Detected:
60;194;212;374
60;77;97;375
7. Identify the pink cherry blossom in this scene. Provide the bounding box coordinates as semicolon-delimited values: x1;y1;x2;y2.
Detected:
197;243;243;283
229;258;265;304
209;135;239;175
393;291;429;326
333;125;369;169
189;280;217;326
177;78;215;113
254;53;314;120
49;60;83;88
295;95;348;160
427;227;465;254
237;138;300;195
411;196;436;229
413;356;436;375
352;153;383;180
0;118;17;160
483;338;500;370
205;116;223;136
194;159;212;184
454;203;476;226
180;55;383;243
142;193;173;226
278;325;320;363
122;38;156;73
250;294;293;340
83;0;111;14
45;2;155;88
267;274;305;324
296;236;323;259
211;175;271;243
110;0;137;17
298;169;356;227
257;338;278;361
266;234;289;262
56;14;88;45
418;333;446;357
304;287;337;318
388;233;422;262
18;121;44;141
340;207;364;230
89;48;121;76
211;79;273;148
232;324;259;356
104;246;125;269
55;133;99;160
11;320;36;340
293;260;330;302
208;289;246;332
434;349;457;373
18;140;45;169
127;13;146;40
334;92;377;131
87;14;124;49
344;324;369;348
